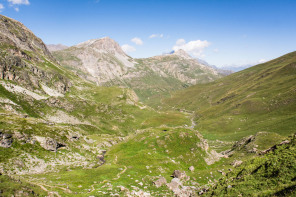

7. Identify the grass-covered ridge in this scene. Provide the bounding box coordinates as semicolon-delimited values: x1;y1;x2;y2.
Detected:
166;51;296;141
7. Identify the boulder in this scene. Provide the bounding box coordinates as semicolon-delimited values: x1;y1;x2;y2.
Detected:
96;154;105;162
166;178;182;193
172;170;187;180
167;178;197;197
35;136;65;151
153;177;167;188
0;132;13;148
231;160;243;167
233;135;255;150
44;138;58;151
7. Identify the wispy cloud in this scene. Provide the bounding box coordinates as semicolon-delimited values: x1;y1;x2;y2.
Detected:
172;39;210;58
0;4;4;12
121;44;136;53
131;37;143;45
7;0;30;12
7;0;30;5
149;34;164;39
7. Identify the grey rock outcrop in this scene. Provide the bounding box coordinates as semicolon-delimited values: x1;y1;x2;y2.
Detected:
0;14;71;96
166;177;196;197
172;170;189;180
35;136;65;152
166;178;182;193
153;177;167;188
231;160;243;167
0;132;13;148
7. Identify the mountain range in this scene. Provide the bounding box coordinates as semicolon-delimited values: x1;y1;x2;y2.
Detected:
52;37;224;106
0;14;296;196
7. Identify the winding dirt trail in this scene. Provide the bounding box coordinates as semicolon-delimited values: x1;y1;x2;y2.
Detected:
113;165;127;180
27;180;72;196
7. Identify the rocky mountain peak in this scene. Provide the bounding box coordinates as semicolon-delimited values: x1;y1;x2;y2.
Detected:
0;14;54;61
75;37;126;56
172;49;192;59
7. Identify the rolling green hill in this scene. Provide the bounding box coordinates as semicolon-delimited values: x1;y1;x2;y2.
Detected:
166;51;296;141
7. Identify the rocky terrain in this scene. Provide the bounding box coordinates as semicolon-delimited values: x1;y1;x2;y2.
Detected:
0;14;295;197
0;15;71;96
53;38;223;106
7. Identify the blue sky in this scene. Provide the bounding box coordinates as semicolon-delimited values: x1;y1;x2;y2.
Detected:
0;0;295;68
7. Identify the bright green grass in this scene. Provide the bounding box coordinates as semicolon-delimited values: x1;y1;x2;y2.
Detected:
205;134;296;196
22;128;230;196
166;51;296;141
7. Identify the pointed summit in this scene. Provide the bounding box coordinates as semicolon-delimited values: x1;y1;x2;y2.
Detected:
172;49;192;59
75;37;126;56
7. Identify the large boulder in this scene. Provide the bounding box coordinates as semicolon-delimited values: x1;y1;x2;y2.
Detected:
0;132;13;148
167;178;197;197
35;136;65;151
166;178;182;193
153;177;167;188
172;170;188;180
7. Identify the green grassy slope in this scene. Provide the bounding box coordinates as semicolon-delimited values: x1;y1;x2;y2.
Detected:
22;127;228;196
166;51;296;141
205;133;296;196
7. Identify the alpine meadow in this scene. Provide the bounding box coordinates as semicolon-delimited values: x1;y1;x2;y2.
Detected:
0;0;295;196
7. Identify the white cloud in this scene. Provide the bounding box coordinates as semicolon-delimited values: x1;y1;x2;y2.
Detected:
149;34;164;39
176;38;186;46
7;0;30;5
213;48;219;53
173;39;210;58
258;59;267;63
0;4;4;12
14;7;19;12
121;44;136;53
131;37;143;45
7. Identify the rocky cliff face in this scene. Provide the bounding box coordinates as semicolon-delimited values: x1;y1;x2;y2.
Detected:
54;37;136;84
0;15;53;61
0;14;71;94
